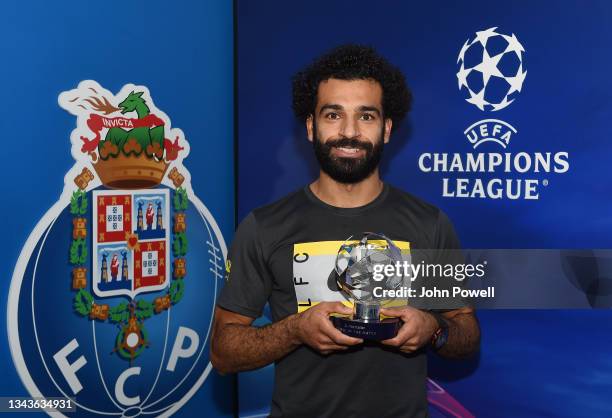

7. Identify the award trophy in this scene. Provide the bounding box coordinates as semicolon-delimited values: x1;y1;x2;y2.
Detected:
330;232;409;340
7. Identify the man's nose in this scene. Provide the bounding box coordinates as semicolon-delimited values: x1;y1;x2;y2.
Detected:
339;116;360;139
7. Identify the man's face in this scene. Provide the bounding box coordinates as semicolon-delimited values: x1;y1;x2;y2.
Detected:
307;78;392;184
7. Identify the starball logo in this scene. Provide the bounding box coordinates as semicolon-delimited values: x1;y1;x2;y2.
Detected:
418;27;570;200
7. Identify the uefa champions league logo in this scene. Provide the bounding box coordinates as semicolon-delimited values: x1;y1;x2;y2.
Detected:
7;80;227;417
456;27;527;111
417;27;570;200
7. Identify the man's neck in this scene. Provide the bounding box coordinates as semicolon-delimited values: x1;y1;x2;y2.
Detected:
309;170;384;208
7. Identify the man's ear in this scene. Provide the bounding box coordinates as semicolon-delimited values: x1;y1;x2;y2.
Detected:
383;118;392;144
306;115;314;143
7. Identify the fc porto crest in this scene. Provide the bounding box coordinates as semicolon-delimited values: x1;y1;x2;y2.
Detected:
8;80;227;416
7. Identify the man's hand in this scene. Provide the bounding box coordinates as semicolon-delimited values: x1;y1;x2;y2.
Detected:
379;306;438;353
294;302;363;355
210;302;364;374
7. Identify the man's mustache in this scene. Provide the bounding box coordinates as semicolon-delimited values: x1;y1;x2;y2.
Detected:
323;137;373;152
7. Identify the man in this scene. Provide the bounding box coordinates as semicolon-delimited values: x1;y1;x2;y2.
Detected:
146;202;154;230
211;44;480;418
110;253;119;281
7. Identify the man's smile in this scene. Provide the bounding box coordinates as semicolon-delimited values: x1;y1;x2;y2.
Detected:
331;146;366;158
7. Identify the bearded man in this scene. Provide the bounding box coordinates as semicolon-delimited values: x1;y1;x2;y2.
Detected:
211;44;480;418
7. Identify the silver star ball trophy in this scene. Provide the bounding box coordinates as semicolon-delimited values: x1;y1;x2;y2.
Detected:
330;232;409;340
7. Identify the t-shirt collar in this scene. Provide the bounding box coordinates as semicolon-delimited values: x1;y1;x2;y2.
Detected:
303;182;390;216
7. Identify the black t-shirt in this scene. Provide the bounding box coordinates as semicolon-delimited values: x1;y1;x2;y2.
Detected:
217;183;466;418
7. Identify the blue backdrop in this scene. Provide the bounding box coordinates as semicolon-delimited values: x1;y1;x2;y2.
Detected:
236;1;612;417
3;1;612;417
2;1;234;417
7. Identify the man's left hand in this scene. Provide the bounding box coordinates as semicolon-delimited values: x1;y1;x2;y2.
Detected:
379;306;438;353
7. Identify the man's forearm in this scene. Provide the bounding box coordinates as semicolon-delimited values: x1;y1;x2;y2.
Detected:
437;312;480;358
211;314;300;374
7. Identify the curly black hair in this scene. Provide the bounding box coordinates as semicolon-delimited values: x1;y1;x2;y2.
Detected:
292;44;412;131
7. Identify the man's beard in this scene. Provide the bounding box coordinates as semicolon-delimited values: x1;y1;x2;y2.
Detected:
313;125;384;184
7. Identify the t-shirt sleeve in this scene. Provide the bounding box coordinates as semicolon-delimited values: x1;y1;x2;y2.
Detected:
216;212;272;318
433;210;461;251
410;210;471;311
431;210;471;311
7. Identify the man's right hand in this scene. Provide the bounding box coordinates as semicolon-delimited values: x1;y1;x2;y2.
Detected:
292;302;363;355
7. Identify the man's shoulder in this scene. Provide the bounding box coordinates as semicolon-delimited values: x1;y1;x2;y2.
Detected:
386;183;444;221
386;184;460;249
249;187;309;226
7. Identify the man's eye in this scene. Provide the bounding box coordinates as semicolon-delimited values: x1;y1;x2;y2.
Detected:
360;114;374;121
326;113;340;120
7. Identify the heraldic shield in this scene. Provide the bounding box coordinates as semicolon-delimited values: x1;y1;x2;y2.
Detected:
92;189;171;299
